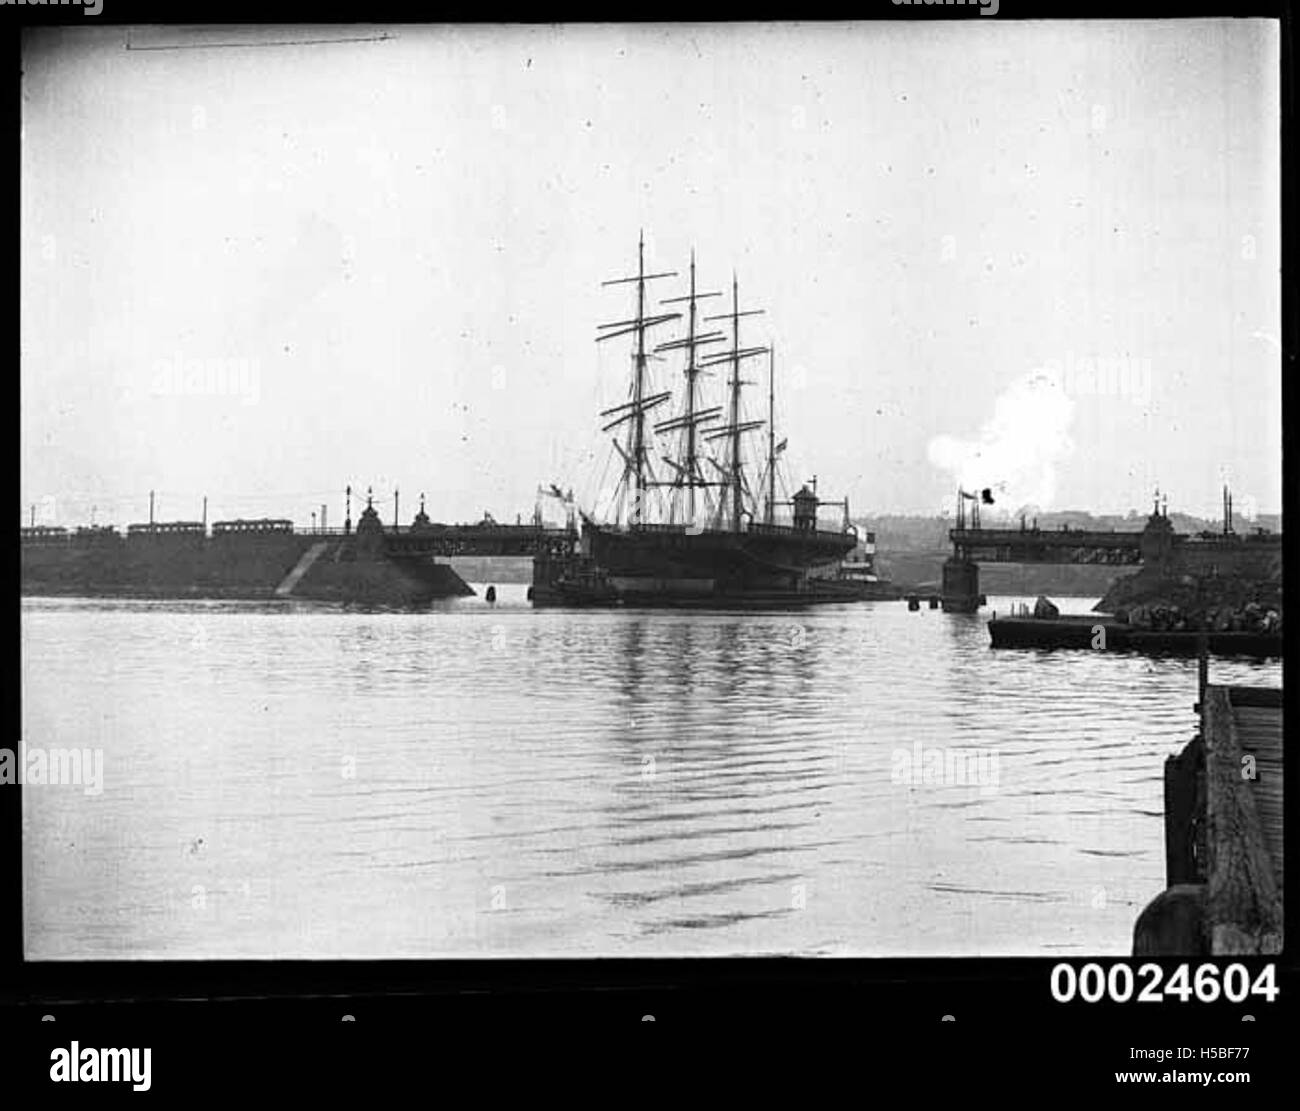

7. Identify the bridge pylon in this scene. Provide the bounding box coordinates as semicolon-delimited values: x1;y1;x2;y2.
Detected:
941;553;983;613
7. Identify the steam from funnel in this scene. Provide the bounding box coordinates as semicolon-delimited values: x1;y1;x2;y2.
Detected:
927;368;1075;516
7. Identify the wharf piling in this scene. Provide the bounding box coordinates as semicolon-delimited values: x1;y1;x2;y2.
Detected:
1133;675;1283;956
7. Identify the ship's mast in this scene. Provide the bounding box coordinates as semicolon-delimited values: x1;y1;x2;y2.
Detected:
701;277;767;532
633;240;647;523
729;275;742;531
653;251;725;525
684;257;703;523
596;234;678;528
767;346;776;525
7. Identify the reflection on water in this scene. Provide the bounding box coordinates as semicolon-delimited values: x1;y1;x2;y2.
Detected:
21;590;1279;957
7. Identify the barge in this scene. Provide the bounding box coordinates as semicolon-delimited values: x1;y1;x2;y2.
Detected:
987;613;1282;659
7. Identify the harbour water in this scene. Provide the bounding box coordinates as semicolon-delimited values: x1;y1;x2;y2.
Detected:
21;591;1279;959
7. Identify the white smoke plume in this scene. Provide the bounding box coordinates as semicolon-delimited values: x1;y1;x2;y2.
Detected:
927;368;1076;517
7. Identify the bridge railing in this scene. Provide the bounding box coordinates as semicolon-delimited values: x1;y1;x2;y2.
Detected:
22;522;578;544
949;526;1149;547
379;527;574;540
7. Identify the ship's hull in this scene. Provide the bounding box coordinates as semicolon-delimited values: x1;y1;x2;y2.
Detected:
617;582;861;609
532;522;858;608
21;533;474;606
831;577;903;601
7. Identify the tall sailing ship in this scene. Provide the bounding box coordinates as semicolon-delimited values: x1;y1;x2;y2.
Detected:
531;236;859;608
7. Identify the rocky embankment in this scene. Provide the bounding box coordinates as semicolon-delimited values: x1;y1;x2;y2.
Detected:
1095;568;1282;633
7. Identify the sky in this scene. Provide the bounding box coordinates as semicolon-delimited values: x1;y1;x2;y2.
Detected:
21;20;1281;530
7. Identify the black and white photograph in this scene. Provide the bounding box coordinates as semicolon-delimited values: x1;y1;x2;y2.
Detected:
17;15;1282;984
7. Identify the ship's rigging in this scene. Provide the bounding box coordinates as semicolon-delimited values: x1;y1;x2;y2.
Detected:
653;250;725;526
595;233;679;528
594;237;798;534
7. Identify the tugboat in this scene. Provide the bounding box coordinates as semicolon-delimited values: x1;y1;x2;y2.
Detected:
531;236;857;609
822;515;901;600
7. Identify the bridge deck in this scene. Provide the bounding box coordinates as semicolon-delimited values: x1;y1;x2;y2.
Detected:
949;526;1146;564
382;523;576;557
950;526;1146;547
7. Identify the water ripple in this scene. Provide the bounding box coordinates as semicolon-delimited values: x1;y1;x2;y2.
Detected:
21;591;1280;957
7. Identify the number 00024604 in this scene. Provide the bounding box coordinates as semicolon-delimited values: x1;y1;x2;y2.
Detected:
1050;963;1278;1004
